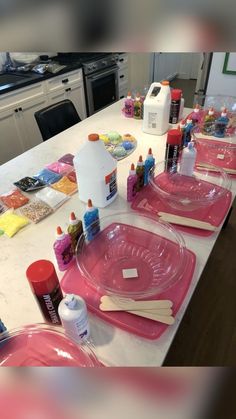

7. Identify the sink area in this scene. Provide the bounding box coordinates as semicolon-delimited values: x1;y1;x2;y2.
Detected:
0;72;32;87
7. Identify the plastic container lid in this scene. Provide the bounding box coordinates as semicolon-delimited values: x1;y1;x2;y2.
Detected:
88;133;99;142
167;129;182;145
161;80;170;86
26;259;59;296
171;89;182;100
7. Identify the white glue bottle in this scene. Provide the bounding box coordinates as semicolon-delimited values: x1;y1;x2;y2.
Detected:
73;133;118;208
58;294;90;343
179;142;197;177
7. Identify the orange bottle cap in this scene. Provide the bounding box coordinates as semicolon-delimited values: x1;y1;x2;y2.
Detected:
131;163;135;170
161;80;169;86
127;91;131;96
88;133;99;142
70;212;76;221
87;199;93;207
56;226;63;235
138;155;143;162
148;147;152;154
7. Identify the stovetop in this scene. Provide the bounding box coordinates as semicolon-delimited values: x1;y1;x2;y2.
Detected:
56;53;119;75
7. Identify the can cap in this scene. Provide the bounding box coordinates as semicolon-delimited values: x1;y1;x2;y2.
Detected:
88;133;99;142
64;294;78;309
171;89;182;100
26;260;60;296
167;129;182;145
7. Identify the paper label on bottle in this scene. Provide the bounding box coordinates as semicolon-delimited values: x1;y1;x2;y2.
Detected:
148;112;157;129
105;169;117;201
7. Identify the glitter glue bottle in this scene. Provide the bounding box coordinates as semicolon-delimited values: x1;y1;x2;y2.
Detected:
214;108;229;137
136;155;145;190
67;212;83;254
83;199;100;242
190;104;202;124
183;118;194;146
53;226;74;272
203;107;216;134
124;91;134;118
58;294;90;343
26;260;63;325
144;148;155;186
127;163;138;202
133;93;142;119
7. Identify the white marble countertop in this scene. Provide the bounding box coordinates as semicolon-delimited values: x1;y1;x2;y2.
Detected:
0;100;235;366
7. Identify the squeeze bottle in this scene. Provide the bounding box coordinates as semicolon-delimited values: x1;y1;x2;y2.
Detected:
133;93;142;119
179;142;197;177
144;148;155;185
136;155;145;191
124;91;134;118
58;294;90;343
53;226;74;272
214;108;229;137
127;163;138;202
83;199;100;242
73;133;118;208
67;212;83;254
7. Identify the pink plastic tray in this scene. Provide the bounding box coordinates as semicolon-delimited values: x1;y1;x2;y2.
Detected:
195;138;236;178
61;249;196;340
131;184;232;237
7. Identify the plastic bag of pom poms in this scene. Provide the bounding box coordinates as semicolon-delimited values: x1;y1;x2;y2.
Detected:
0;202;8;215
45;161;73;175
14;176;46;192
35;187;69;209
51;176;78;195
0;189;29;209
58;153;75;166
33;169;62;185
20;199;54;223
0;212;29;237
67;170;77;183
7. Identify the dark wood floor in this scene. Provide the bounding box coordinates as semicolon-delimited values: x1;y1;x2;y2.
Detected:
164;201;236;366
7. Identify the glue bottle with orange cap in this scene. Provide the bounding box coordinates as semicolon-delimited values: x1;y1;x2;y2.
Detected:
136;155;145;191
67;212;83;254
127;163;138;202
83;199;100;242
144;148;155;186
53;226;74;271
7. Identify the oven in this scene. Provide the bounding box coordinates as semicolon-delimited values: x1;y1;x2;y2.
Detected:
83;54;119;116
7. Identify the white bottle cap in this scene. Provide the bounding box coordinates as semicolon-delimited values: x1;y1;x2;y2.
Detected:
64;294;77;309
208;109;214;116
186;118;192;124
221;111;227;117
194;107;200;113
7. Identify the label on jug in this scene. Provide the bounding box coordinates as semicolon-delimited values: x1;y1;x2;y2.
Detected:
105;169;117;201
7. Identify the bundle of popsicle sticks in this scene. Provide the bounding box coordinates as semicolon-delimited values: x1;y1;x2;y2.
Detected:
100;295;175;325
196;162;236;175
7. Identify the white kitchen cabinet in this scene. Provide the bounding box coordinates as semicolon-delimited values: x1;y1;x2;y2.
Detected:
117;54;129;98
0;68;87;164
18;95;48;151
0;107;24;164
48;82;87;121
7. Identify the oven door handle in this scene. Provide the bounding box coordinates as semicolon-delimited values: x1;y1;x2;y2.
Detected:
87;66;118;81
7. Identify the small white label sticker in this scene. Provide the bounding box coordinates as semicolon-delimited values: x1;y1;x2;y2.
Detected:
217;154;225;160
122;268;138;279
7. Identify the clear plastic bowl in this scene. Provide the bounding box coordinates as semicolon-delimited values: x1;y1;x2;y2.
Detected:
0;324;100;366
149;158;231;212
193;93;236;114
191;122;236;172
76;211;186;298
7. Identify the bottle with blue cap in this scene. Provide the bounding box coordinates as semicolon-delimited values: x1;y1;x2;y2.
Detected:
58;294;90;343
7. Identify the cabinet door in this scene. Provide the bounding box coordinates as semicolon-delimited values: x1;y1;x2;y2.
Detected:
48;83;87;121
0;107;24;165
19;96;48;150
64;83;87;120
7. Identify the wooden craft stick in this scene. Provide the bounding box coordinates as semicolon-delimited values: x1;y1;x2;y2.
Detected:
100;295;173;309
158;212;217;231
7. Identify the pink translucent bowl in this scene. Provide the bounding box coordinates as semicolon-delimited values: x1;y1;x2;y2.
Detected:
0;324;100;366
76;212;186;298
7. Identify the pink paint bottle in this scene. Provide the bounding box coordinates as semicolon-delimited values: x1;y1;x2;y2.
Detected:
127;163;138;202
53;226;74;272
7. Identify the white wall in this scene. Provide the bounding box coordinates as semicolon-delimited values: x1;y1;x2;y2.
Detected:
206;53;236;96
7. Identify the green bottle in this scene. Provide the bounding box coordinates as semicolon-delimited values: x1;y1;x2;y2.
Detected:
134;93;142;119
67;212;83;254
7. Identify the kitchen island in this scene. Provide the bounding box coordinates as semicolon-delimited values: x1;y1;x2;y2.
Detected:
0;100;235;366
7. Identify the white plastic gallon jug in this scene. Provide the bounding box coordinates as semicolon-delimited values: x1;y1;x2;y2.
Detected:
143;81;171;135
73;133;118;208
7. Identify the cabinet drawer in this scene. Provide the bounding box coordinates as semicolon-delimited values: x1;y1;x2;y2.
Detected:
119;86;128;99
45;69;83;92
117;54;129;69
118;68;129;85
0;82;45;111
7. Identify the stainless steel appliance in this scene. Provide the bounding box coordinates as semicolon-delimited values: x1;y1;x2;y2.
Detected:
83;54;119;116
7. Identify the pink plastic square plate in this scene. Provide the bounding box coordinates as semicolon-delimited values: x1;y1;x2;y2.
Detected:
61;248;196;340
131;184;232;237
